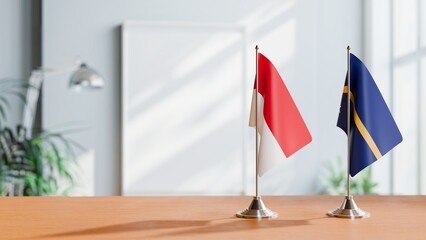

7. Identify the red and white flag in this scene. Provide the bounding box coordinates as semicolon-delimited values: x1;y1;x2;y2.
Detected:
250;53;312;176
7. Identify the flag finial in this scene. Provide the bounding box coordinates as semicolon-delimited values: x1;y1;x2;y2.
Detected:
347;45;351;51
255;45;259;50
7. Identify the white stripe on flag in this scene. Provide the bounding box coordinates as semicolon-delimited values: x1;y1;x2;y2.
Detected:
249;91;286;176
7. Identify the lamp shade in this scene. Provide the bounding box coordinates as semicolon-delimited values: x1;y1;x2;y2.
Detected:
69;63;104;90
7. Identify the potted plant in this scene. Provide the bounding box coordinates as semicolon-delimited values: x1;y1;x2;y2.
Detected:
0;79;79;196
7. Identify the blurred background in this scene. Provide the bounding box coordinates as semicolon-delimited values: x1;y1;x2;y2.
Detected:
0;0;424;196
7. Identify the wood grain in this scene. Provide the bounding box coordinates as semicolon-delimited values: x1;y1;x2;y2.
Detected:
1;196;425;239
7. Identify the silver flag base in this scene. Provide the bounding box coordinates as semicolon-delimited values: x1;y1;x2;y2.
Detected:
236;196;278;219
327;195;370;219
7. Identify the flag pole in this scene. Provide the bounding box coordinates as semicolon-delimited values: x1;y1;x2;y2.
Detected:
236;45;277;219
327;46;369;219
255;45;259;198
346;45;351;198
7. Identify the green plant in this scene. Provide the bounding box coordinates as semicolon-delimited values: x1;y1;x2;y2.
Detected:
0;78;80;196
318;156;378;195
0;126;81;196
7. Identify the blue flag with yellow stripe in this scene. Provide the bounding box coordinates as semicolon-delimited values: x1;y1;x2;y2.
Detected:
337;53;403;177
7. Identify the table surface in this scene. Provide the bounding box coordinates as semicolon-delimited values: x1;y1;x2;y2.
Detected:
1;195;426;240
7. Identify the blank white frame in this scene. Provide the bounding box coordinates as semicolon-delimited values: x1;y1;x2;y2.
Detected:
121;21;248;195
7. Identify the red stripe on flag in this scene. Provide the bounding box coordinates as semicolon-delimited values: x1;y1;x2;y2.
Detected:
256;53;311;157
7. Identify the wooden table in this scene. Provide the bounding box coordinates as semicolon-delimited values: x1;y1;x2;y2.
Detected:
1;196;425;239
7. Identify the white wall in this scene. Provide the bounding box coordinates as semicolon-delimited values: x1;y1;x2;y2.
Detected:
365;0;426;195
42;0;363;195
0;0;32;127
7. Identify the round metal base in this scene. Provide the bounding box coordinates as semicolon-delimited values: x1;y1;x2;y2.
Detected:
327;195;370;219
236;196;278;219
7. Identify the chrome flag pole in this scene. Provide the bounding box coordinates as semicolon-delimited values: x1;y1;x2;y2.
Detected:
236;45;277;219
327;46;369;219
256;44;259;199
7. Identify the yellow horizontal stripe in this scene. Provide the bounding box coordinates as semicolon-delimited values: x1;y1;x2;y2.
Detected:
343;86;383;159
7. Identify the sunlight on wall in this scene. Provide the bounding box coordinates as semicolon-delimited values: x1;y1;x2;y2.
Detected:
122;0;304;196
121;0;362;196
